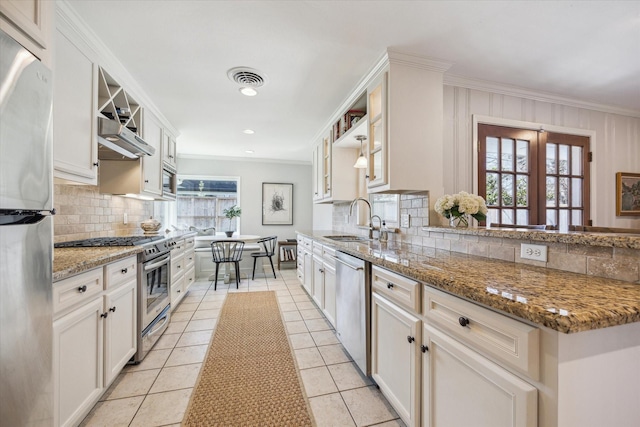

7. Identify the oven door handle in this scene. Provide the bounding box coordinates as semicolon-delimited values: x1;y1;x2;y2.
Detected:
147;313;170;338
144;254;171;271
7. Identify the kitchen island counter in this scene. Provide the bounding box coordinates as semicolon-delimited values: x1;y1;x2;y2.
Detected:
297;230;640;334
53;246;143;282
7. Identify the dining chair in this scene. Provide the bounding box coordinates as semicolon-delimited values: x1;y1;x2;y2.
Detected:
210;240;245;290
251;236;278;280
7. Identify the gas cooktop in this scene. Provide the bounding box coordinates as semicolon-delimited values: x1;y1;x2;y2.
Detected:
54;235;165;248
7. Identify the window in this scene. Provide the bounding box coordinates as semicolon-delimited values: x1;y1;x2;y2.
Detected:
176;176;240;232
370;194;399;228
478;124;590;230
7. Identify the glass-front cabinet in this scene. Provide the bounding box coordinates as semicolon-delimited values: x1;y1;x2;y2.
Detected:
367;74;387;189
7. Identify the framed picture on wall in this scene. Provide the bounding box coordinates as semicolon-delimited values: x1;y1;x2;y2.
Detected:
262;182;293;225
616;172;640;216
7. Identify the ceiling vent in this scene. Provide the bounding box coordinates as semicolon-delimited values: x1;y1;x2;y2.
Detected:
227;67;268;88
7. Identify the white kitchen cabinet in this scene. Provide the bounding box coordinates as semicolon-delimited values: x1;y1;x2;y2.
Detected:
53;27;99;185
140;110;164;196
0;0;53;66
162;129;177;170
303;247;313;296
313;128;358;204
312;252;324;309
371;292;422;427
171;237;187;307
53;296;104;427
322;246;337;327
422;323;537;427
312;143;322;201
365;51;448;193
296;237;305;285
53;256;138;427
103;280;137;385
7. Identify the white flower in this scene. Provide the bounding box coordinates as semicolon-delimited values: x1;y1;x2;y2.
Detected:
435;191;487;222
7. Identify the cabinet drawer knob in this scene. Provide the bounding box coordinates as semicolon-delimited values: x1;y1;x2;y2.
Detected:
93;162;99;167
77;285;87;293
458;316;470;327
387;282;394;289
121;268;128;274
100;312;108;318
421;344;429;353
109;306;116;313
407;336;415;343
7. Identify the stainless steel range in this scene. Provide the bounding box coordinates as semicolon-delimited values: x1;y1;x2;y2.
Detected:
55;235;175;362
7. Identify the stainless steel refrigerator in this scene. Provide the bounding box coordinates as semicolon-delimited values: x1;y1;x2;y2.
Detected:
0;29;54;426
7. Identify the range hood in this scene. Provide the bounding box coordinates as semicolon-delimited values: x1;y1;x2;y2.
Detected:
97;117;155;160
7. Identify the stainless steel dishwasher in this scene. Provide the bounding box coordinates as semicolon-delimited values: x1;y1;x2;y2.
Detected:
335;251;371;376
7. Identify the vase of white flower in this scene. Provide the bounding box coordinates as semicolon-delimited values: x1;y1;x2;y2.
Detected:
435;191;488;228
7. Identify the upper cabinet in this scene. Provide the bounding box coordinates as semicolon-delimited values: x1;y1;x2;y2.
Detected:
365;51;450;193
162;130;177;171
53;27;99;185
312;93;367;204
0;0;53;66
313;50;450;199
97;68;142;133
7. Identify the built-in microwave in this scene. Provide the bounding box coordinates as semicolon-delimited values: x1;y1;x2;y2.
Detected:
162;167;177;200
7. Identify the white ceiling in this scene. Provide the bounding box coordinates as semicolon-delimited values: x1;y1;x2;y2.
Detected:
66;0;640;163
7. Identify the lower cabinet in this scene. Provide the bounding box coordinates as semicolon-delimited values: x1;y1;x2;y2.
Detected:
312;252;324;308
371;292;421;427
422;324;537;427
303;247;313;295
53;256;137;427
371;266;538;427
322;258;336;327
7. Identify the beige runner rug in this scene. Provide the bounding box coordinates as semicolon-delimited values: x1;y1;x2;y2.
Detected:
182;291;314;426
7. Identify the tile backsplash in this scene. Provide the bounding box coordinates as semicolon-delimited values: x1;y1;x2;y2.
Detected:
53;184;152;243
331;193;639;283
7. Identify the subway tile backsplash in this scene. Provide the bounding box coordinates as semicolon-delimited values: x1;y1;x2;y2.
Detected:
53;184;152;243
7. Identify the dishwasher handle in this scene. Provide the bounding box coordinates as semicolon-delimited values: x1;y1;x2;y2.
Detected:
335;257;364;271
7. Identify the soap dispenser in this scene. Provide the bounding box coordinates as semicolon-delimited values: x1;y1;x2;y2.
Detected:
380;220;389;243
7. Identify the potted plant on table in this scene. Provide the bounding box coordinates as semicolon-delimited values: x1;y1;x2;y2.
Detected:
222;205;242;237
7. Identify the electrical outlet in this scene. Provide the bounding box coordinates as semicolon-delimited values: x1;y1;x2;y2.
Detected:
520;243;547;262
123;212;128;224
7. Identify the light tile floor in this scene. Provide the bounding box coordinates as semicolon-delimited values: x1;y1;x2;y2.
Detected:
80;267;406;427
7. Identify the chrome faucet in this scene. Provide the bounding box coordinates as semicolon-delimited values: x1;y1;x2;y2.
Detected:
371;215;382;240
349;197;375;239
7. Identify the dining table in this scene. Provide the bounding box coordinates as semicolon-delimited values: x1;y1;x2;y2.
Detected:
194;234;262;284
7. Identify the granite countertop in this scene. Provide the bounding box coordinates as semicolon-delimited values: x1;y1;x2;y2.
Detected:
53;246;144;282
422;225;640;249
297;230;640;334
53;231;198;282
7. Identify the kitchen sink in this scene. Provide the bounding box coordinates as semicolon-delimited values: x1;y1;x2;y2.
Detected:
324;235;371;242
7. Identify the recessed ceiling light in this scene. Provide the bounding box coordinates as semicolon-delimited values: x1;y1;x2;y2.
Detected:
239;87;257;96
243;129;255;134
245;150;254;154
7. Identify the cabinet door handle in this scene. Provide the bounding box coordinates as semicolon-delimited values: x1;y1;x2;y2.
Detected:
421;345;429;353
121;268;128;274
387;282;394;289
100;312;108;318
407;336;415;343
93;162;99;167
458;316;470;327
109;306;116;313
77;285;87;293
144;179;149;183
319;268;324;273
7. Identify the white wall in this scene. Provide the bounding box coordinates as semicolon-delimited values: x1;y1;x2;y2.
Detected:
177;156;313;240
442;85;640;228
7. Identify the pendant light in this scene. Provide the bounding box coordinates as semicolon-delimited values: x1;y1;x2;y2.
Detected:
354;135;368;168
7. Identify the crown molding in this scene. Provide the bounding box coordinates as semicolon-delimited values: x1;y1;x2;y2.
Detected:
444;74;640;119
